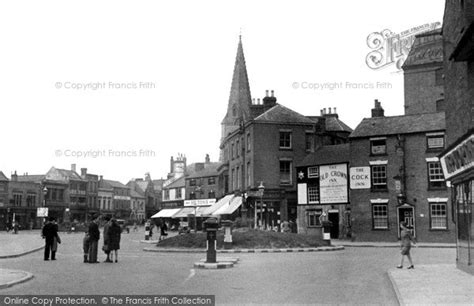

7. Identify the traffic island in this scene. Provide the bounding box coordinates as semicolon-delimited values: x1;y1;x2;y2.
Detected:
199;257;239;264
0;269;34;289
194;261;234;269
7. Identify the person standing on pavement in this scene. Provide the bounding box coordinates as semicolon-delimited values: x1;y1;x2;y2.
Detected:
88;215;100;263
398;221;416;269
83;230;90;263
42;217;59;261
108;218;121;263
102;216;112;263
159;221;168;241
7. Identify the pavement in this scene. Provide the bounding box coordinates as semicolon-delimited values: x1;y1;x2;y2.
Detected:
1;232;472;306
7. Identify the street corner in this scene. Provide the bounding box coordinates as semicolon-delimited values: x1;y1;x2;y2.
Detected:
387;264;474;306
0;269;34;289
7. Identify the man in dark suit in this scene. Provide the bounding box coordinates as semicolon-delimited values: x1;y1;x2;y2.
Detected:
88;215;100;263
42;217;59;260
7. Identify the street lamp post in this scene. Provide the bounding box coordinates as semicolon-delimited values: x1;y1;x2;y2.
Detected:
258;181;265;230
42;187;48;227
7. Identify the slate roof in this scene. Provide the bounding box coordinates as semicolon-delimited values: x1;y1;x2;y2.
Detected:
298;144;350;167
103;179;127;189
254;104;316;125
45;167;85;182
350;112;445;138
130;189;145;198
324;116;353;133
0;171;9;182
17;175;45;183
186;163;221;179
165;176;185;189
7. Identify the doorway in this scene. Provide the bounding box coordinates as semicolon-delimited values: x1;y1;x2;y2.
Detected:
328;210;339;238
397;205;415;238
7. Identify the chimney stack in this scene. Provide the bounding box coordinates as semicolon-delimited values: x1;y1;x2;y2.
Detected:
71;164;76;172
11;171;18;182
371;99;385;117
81;168;87;178
205;154;210;164
263;89;277;108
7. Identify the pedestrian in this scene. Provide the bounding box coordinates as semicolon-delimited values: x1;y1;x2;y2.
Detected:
281;220;290;233
83;230;90;263
108;218;121;263
88;215;100;264
397;221;416;269
133;222;138;232
102;216;112;263
159;221;168;241
42;217;60;261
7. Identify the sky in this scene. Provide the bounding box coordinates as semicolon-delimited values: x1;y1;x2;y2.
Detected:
0;0;446;183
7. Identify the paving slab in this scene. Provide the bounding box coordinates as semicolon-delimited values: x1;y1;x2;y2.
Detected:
388;264;474;305
0;231;44;258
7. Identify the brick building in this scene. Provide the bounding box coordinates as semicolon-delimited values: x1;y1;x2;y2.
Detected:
127;173;156;219
218;37;352;229
349;101;455;242
0;172;9;230
296;144;350;238
402;29;445;115
103;179;131;219
98;177;114;218
8;172;43;229
439;0;474;274
81;168;99;221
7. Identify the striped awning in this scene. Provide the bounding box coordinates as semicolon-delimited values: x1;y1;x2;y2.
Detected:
212;196;243;216
151;208;181;218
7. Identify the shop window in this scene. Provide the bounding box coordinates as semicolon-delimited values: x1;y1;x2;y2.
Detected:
430;203;447;229
189;192;196;200
372;204;388;229
280;160;292;185
371;165;387;190
279;131;292;149
308;185;319;203
370;138;386;155
307;209;322;227
208;191;215;199
308;166;319;178
428;162;445;189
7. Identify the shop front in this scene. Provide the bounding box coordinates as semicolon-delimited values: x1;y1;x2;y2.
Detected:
440;131;474;275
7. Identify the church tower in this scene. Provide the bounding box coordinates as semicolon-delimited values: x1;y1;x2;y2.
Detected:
220;36;252;160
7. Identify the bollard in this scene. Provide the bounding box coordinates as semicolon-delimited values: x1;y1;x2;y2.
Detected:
321;220;333;246
203;218;219;263
145;221;150;241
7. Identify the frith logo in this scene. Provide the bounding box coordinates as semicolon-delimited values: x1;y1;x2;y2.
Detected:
365;22;441;71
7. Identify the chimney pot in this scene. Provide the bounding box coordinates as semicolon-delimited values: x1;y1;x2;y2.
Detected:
265;90;269;97
71;164;76;172
320;109;323;116
334;107;337;114
328;108;332;114
271;90;274;97
257;98;261;104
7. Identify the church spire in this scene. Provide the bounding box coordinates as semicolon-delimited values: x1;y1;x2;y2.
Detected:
220;35;252;148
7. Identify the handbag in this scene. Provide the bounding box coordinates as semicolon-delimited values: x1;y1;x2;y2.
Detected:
102;244;109;252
